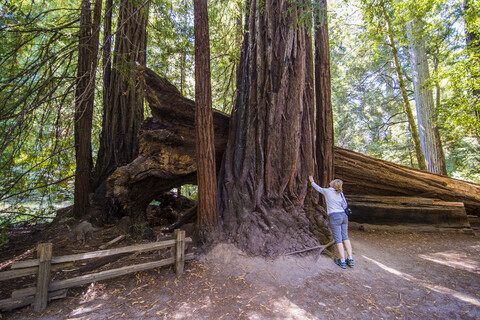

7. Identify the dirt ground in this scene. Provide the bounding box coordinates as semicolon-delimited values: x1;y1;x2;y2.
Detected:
1;224;480;319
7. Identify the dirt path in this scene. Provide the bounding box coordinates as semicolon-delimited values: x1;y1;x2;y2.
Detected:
3;229;480;319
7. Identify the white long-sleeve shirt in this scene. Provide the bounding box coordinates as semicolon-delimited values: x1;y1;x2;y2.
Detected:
311;181;347;215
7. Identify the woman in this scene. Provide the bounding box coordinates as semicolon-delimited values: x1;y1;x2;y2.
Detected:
309;176;354;269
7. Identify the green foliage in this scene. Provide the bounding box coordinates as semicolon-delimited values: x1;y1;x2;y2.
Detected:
0;0;79;225
132;220;150;239
180;184;198;200
148;0;195;98
208;0;243;113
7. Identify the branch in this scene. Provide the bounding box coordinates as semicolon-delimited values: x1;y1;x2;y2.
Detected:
1;172;74;203
2;19;80;33
0;211;53;220
284;241;335;256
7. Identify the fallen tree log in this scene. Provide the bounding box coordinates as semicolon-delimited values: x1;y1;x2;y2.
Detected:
335;148;480;216
105;65;480;225
346;195;471;229
348;222;475;234
106;66;229;220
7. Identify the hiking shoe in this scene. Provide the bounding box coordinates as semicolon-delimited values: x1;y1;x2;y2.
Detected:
335;258;347;269
346;258;355;267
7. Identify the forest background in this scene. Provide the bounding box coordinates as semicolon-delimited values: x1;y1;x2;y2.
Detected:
0;0;479;240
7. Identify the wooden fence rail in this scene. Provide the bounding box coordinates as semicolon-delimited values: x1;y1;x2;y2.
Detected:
0;229;193;313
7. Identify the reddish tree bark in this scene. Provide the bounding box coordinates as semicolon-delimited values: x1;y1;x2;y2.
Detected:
101;0;113;125
314;0;334;188
73;0;102;219
194;0;220;243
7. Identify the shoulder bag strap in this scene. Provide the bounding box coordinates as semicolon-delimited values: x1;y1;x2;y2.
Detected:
340;193;348;208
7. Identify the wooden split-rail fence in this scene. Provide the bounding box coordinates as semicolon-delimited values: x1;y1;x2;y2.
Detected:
0;229;193;313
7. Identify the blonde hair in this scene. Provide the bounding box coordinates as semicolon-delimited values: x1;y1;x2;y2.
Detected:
331;179;343;194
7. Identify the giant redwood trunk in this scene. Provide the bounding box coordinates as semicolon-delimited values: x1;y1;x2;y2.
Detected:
93;0;148;192
218;0;323;256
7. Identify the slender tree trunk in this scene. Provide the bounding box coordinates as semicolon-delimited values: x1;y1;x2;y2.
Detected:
179;2;188;95
407;18;447;176
433;53;441;111
101;0;113;132
194;0;220;245
180;49;186;95
93;0;148;194
92;0;112;195
382;4;427;171
218;0;324;257
314;0;334;188
73;0;102;219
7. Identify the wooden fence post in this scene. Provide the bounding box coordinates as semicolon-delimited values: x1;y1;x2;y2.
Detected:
173;229;185;275
33;243;52;313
